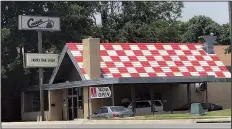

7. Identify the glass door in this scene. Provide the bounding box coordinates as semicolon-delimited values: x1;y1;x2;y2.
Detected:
68;97;73;120
73;97;78;119
67;88;83;120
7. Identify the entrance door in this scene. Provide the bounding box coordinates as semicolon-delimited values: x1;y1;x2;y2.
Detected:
68;97;73;120
67;88;83;120
73;97;78;119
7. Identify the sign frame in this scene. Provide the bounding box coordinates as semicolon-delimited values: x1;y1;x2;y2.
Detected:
18;15;61;31
25;53;59;68
90;87;112;99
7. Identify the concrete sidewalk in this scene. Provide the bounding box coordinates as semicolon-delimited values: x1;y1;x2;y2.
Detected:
2;118;231;125
82;118;231;124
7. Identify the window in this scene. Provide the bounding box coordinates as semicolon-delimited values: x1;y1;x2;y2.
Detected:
23;91;48;112
68;88;72;95
121;102;131;108
44;91;48;111
73;88;78;95
154;101;162;106
101;108;108;113
67;88;83;109
110;107;127;112
68;88;82;96
32;92;40;111
96;109;102;114
136;102;151;108
78;88;83;109
78;88;83;100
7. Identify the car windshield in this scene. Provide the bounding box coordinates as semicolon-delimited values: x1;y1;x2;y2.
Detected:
110;106;127;112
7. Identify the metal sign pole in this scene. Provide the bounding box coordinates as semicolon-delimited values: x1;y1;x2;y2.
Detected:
38;31;44;121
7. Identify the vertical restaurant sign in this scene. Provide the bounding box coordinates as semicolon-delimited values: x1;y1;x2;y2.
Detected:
90;87;112;99
18;15;60;31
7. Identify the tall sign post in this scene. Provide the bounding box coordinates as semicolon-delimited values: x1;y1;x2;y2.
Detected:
18;15;60;121
38;30;44;121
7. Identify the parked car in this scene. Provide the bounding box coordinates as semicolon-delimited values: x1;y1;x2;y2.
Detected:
173;102;223;111
87;106;134;119
121;102;131;108
125;100;164;116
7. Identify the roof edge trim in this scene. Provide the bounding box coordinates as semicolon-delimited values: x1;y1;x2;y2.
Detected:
43;76;216;90
48;45;68;84
24;76;231;91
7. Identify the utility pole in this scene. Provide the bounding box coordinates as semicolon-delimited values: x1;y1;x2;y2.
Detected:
38;31;44;121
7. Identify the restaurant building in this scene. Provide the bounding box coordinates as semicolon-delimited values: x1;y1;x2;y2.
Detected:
21;37;231;121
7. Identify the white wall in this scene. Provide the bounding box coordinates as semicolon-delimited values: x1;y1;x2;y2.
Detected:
21;111;49;121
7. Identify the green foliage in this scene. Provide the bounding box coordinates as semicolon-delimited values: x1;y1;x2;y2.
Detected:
117;20;183;43
96;1;184;42
181;15;221;43
225;45;231;54
219;24;231;45
121;1;184;23
1;1;100;121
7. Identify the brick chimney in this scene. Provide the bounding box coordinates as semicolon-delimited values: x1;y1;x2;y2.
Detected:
82;37;101;119
82;37;100;80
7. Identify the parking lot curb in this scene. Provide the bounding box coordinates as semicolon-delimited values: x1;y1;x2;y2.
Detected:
81;119;195;124
193;118;231;123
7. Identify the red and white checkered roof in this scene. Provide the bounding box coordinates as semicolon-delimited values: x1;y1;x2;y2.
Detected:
66;43;231;80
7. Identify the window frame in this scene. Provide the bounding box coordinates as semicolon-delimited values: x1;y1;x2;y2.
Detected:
100;107;108;113
136;102;151;108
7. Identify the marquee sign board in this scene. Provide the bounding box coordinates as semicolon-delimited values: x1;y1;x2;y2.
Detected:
90;87;112;99
25;53;59;68
18;15;60;31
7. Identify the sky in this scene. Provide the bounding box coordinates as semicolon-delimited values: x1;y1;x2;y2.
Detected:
95;2;229;25
181;2;229;24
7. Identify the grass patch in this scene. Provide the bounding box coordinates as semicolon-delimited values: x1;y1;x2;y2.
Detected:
205;109;231;116
128;109;231;120
91;109;231;120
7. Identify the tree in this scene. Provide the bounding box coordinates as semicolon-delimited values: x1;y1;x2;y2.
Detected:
118;1;184;42
120;1;183;23
181;15;222;43
219;23;230;45
225;46;231;54
1;1;99;121
117;20;184;43
94;1;184;42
